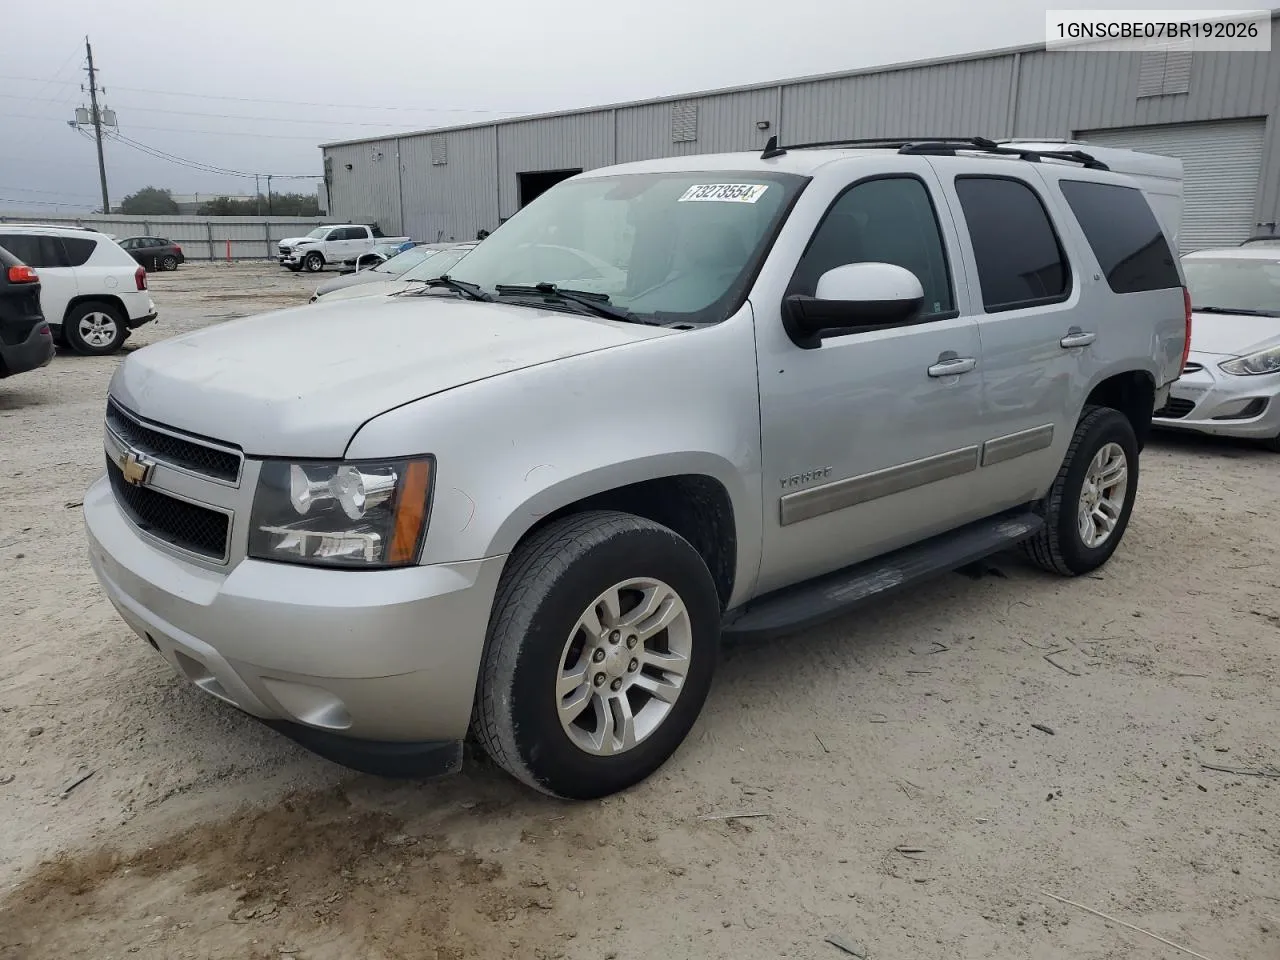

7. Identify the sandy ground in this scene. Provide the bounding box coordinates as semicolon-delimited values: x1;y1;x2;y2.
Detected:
2;261;1279;960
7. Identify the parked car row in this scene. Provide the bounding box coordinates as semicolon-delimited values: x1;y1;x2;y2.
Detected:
277;223;410;273
310;241;478;302
0;224;157;361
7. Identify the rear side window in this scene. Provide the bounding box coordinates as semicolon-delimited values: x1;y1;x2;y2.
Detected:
1059;180;1180;293
954;177;1069;312
0;233;69;268
61;236;98;266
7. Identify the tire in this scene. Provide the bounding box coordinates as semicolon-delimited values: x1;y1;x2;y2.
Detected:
473;510;721;799
64;301;127;356
303;252;324;273
161;255;179;271
1022;406;1139;576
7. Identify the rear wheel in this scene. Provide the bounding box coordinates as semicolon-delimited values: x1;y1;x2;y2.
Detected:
161;255;179;271
473;510;720;799
1022;406;1139;576
64;301;127;356
303;252;324;272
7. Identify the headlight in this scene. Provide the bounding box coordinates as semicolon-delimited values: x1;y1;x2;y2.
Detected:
1219;345;1280;376
248;457;433;568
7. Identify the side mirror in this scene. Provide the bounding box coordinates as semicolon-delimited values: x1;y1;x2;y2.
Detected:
783;262;925;349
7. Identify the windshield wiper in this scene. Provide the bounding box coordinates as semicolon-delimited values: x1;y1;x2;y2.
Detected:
1192;306;1280;317
394;274;493;301
494;282;659;324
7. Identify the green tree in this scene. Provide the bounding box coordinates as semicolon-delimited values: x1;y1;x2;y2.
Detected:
197;192;321;217
119;186;179;215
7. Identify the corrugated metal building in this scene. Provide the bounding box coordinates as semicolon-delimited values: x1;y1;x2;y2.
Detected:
321;17;1280;252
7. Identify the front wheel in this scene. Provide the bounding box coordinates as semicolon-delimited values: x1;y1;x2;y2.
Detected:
1023;406;1139;576
473;511;720;799
303;252;324;272
64;301;127;356
161;255;179;271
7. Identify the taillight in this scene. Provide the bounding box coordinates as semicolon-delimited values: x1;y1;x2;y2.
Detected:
1181;286;1192;371
135;266;148;291
173;244;183;255
7;264;37;283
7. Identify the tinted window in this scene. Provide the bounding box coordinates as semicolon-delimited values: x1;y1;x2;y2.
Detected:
0;234;69;268
955;177;1068;311
1060;180;1179;293
789;177;955;316
62;236;98;266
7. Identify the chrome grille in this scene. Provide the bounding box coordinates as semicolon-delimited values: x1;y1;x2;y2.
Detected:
106;456;230;561
106;399;241;483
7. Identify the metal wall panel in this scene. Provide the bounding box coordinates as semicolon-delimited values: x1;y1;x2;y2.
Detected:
323;141;402;235
399;127;500;242
781;56;1016;142
615;88;777;163
496;112;614;218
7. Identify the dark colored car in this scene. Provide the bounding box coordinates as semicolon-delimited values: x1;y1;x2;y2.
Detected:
119;236;185;272
0;244;54;379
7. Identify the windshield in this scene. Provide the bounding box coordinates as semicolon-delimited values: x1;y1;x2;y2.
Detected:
306;227;329;239
446;171;807;323
400;246;472;281
1182;257;1280;316
373;245;433;274
1241;238;1280;247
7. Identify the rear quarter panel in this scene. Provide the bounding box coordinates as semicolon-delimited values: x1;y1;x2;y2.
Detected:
345;307;765;609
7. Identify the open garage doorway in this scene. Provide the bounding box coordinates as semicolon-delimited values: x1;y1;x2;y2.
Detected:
518;169;582;208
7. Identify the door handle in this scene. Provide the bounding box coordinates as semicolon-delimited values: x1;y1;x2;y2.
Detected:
927;356;977;377
1060;330;1096;348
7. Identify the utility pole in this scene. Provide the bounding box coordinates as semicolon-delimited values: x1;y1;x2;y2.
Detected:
255;174;261;215
85;36;110;215
266;175;273;217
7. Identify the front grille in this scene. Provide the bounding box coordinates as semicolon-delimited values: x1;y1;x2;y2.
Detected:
107;456;230;560
107;400;241;482
1154;397;1196;419
279;245;292;256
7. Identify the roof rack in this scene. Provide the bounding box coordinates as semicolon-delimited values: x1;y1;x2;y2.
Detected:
760;135;1108;170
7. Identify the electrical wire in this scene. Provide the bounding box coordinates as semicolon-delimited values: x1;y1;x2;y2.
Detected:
0;110;388;142
107;131;320;179
0;73;516;115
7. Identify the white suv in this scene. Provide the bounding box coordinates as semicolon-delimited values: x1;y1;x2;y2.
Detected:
0;225;157;355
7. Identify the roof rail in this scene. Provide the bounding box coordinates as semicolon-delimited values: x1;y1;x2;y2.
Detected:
760;135;1108;170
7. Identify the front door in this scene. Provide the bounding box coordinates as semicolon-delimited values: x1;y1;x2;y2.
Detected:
753;161;988;596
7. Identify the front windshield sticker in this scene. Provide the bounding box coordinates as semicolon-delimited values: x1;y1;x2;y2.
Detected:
677;183;770;203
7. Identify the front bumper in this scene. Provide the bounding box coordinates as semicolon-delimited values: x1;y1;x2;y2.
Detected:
0;320;54;377
1153;354;1280;440
84;473;506;747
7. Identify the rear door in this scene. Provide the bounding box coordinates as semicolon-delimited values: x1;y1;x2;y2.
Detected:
0;232;77;327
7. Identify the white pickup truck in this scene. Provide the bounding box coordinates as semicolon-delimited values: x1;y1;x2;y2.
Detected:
278;224;411;273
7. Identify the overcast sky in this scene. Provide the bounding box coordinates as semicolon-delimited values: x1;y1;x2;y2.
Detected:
0;0;1260;213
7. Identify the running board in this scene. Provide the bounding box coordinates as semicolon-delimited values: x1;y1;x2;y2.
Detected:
722;509;1043;642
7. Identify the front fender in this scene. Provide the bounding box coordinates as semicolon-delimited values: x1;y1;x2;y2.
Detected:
345;309;764;607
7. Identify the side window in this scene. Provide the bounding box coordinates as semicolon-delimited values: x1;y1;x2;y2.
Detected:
61;236;98;266
1058;180;1180;293
954;177;1069;311
0;234;68;267
788;177;955;317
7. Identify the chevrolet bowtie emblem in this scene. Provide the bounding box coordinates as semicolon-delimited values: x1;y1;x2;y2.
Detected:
117;448;154;486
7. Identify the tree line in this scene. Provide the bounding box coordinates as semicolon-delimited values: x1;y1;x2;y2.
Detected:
116;186;322;217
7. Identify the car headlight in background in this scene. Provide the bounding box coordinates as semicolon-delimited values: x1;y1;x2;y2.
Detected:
1219;345;1280;376
248;457;434;567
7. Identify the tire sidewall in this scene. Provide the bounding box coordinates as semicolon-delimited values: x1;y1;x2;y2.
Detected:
1052;410;1139;572
65;303;126;356
304;253;324;272
499;524;720;799
162;256;178;271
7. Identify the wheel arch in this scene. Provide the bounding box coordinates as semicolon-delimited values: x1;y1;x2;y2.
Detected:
63;294;127;325
1084;369;1156;450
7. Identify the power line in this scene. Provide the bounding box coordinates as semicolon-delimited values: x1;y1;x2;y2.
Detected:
0;197;90;207
0;184;100;200
105;101;502;128
0;72;516;115
107;131;319;179
1;111;372;141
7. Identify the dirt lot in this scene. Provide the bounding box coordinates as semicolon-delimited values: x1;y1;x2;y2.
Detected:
2;261;1279;960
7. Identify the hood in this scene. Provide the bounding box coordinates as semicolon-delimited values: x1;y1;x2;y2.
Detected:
278;235;315;247
317;278;409;303
314;270;398;298
1189;311;1280;357
109;295;675;457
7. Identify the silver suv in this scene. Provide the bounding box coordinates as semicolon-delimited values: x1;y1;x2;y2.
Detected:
84;137;1189;799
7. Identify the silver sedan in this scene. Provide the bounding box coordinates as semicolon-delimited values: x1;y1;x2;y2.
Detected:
1154;247;1280;451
